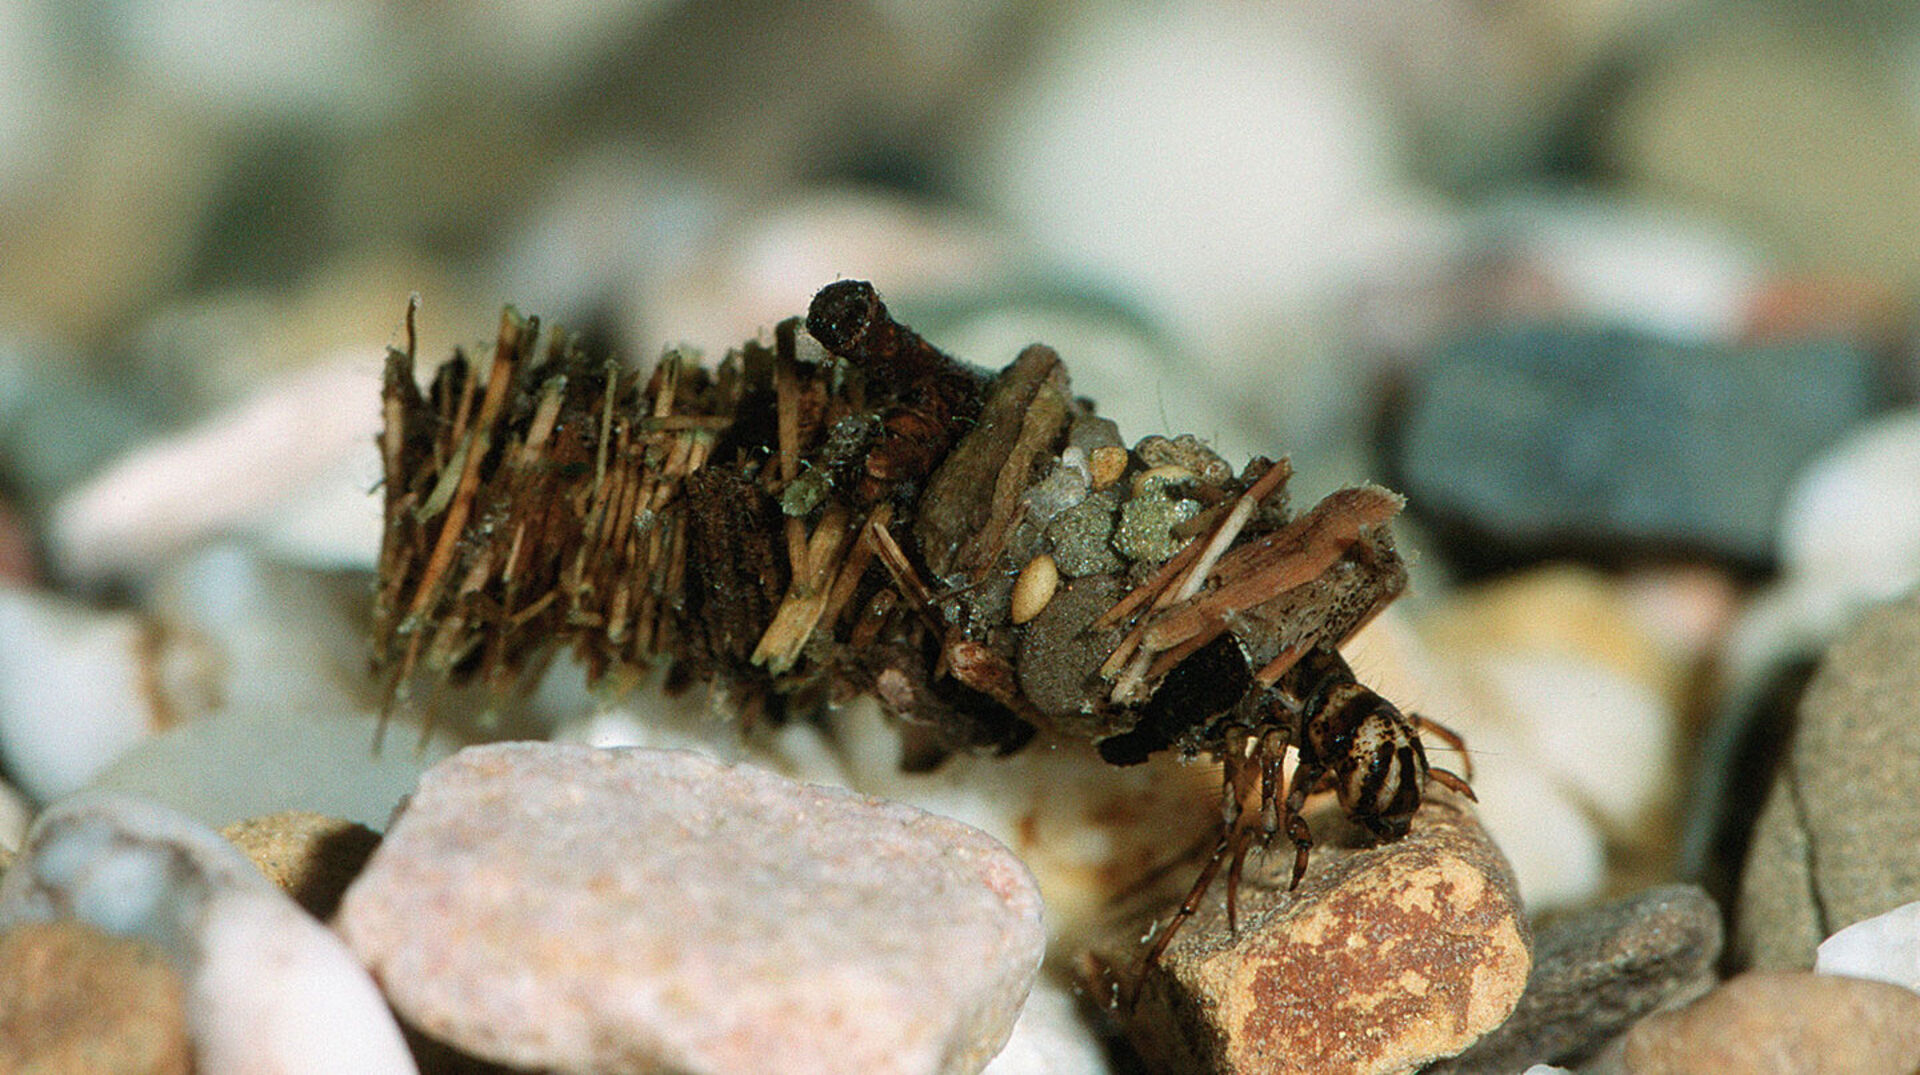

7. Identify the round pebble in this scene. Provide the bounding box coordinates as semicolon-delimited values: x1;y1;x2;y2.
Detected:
48;356;385;582
0;792;416;1074
1430;884;1722;1072
979;975;1110;1075
0;590;180;804
336;743;1046;1075
1095;795;1529;1075
1475;653;1673;835
1777;407;1920;600
1475;193;1766;344
1343;609;1608;913
1612;970;1920;1075
219;811;380;922
87;705;463;832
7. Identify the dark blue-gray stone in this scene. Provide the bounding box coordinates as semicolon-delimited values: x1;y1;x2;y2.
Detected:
1389;325;1882;565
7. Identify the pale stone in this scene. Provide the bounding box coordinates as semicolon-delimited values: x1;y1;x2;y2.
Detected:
0;589;192;803
87;705;461;832
1817;899;1920;995
337;743;1046;1075
1608;971;1920;1075
980;974;1111;1075
1343;609;1607;914
1778;408;1920;603
1477;194;1766;345
1430;884;1722;1072
48;356;385;581
1736;589;1920;970
1476;653;1673;834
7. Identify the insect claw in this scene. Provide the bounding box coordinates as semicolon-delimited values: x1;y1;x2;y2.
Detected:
1285;813;1313;890
1429;766;1476;801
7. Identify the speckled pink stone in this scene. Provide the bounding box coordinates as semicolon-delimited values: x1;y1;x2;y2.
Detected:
335;743;1045;1075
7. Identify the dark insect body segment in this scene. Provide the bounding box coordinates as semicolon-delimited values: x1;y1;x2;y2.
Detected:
372;281;1472;978
804;280;987;502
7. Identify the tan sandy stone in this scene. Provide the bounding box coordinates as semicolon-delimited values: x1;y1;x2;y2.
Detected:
221;809;381;921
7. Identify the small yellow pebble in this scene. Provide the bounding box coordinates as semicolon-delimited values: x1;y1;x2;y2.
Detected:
1088;445;1129;490
1011;553;1061;625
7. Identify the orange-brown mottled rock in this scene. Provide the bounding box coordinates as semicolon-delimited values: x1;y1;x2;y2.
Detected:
1601;970;1920;1075
1086;794;1528;1075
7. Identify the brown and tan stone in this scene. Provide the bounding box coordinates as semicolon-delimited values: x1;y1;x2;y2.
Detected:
1602;970;1920;1075
1088;794;1529;1075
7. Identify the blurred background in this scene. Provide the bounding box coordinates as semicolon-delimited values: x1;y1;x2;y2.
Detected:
7;0;1918;508
4;0;1920;946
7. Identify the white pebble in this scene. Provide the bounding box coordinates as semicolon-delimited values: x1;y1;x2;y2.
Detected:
1478;194;1767;344
1445;721;1607;915
981;974;1110;1075
0;589;182;803
1817;899;1920;995
0;792;416;1074
1343;612;1609;913
194;889;419;1075
1779;408;1920;601
976;5;1431;330
147;544;376;721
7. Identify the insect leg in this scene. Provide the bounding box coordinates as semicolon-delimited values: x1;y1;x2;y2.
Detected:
1219;725;1260;933
1282;755;1325;890
1142;830;1233;973
1226;725;1291;934
1413;712;1474;781
1428;765;1477;801
1141;723;1262;972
